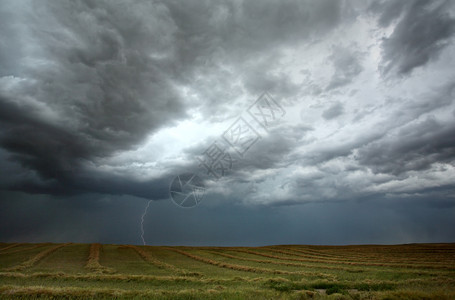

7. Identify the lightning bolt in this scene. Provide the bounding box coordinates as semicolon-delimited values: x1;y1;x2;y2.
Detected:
140;200;152;245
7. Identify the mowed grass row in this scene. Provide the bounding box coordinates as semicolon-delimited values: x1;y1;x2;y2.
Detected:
266;246;455;266
0;244;68;271
85;244;116;274
0;243;454;299
245;247;455;269
289;244;455;261
212;246;455;270
176;247;454;281
0;244;22;252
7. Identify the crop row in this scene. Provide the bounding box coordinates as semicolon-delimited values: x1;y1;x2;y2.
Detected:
287;246;455;263
0;244;22;252
123;245;200;276
231;248;453;270
4;243;71;272
85;244;116;274
264;247;452;268
164;247;336;279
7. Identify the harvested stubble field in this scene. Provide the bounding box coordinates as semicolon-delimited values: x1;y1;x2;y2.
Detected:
0;243;454;299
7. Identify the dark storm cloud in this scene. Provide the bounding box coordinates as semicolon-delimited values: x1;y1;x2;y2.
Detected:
0;0;186;196
231;123;314;172
0;95;95;181
302;80;455;167
357;116;455;175
372;0;455;75
216;77;455;206
366;82;455;176
161;0;352;116
0;0;352;198
7;168;174;201
1;0;455;246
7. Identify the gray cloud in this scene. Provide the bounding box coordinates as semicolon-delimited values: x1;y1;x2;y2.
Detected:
0;0;187;196
322;102;344;120
374;0;455;75
326;45;363;90
1;0;455;245
0;0;354;198
357;116;455;175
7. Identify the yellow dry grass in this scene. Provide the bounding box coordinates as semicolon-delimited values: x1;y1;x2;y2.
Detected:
0;243;454;299
4;243;70;272
0;244;46;256
123;245;200;276
85;243;116;274
232;248;453;270
0;244;22;252
165;247;334;278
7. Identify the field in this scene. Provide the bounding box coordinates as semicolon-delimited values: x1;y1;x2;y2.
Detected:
0;243;454;299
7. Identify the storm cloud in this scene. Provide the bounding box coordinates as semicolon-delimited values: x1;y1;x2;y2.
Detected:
373;0;455;75
1;0;455;245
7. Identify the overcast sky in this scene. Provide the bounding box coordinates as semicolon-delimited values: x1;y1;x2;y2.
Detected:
1;0;455;246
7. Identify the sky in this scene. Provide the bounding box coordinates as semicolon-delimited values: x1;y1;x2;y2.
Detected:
1;0;455;246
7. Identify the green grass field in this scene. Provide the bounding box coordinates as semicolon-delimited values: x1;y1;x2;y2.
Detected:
0;243;454;299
